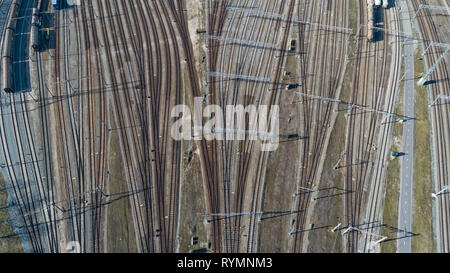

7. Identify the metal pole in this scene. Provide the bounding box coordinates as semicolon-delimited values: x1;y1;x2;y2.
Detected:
418;47;450;86
432;186;450;198
429;94;450;107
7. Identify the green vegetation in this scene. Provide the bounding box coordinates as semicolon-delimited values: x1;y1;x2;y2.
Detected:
411;52;434;253
0;173;24;252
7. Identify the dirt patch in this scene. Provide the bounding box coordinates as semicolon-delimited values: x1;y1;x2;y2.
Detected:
258;38;300;253
177;69;208;253
105;114;137;253
306;58;352;253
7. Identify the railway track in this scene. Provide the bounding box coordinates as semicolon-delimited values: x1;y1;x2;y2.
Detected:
338;1;405;253
55;5;87;251
344;0;375;252
411;0;450;253
215;0;279;253
95;0;151;252
202;0;294;253
233;0;295;254
93;0;184;253
0;0;57;252
78;0;108;252
344;1;391;252
360;4;402;253
0;0;425;254
239;1;290;253
36;36;61;253
36;43;61;253
289;0;348;253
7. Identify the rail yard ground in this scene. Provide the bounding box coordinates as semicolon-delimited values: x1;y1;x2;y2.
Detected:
0;0;449;254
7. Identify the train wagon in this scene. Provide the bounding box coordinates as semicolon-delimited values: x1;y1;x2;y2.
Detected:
30;25;39;51
2;57;13;93
3;17;15;93
30;8;39;51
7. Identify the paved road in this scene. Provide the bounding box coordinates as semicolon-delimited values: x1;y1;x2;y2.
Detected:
397;0;415;253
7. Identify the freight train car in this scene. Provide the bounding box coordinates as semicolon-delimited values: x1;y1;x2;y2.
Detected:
2;53;13;93
30;8;39;51
2;0;23;93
